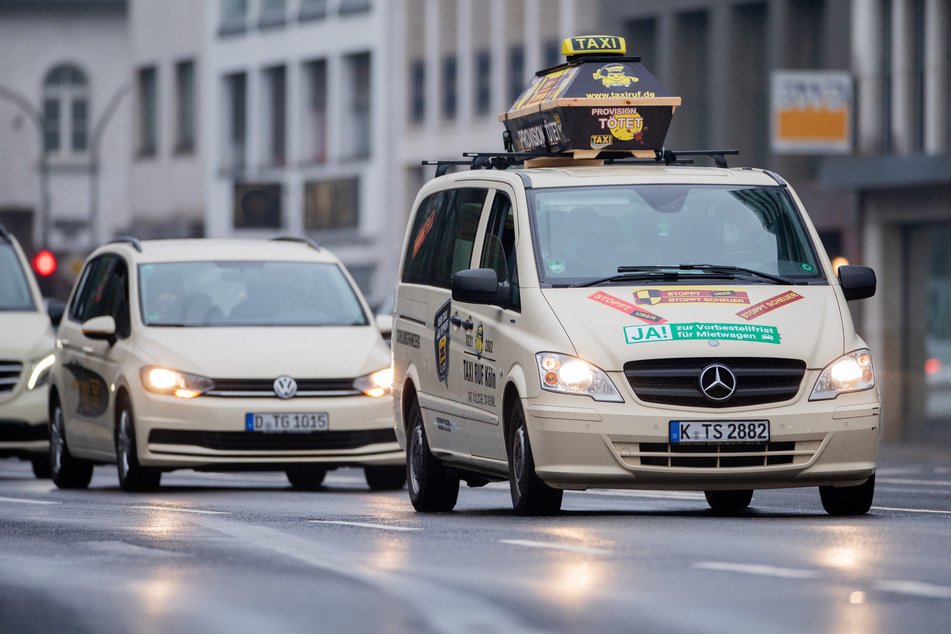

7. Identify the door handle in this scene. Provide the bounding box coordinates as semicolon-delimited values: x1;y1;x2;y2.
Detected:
81;346;94;354
449;316;473;330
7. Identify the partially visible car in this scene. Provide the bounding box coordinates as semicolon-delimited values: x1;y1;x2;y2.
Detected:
48;237;403;491
0;224;62;478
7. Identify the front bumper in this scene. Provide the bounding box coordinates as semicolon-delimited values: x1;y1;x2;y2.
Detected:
0;384;49;457
132;389;403;469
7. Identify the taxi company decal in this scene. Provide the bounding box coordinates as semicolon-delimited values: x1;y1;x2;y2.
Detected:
634;288;751;306
592;63;639;89
395;329;420;349
624;322;780;344
735;291;804;321
463;357;497;408
592;107;644;142
435;416;458;433
434;300;451;386
589;290;667;324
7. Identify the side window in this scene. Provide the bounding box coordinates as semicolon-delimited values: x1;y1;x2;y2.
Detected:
479;192;520;310
401;188;487;288
102;259;131;338
69;256;114;323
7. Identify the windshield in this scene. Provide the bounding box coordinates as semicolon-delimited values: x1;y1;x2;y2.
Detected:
138;261;369;327
0;241;37;311
528;184;825;286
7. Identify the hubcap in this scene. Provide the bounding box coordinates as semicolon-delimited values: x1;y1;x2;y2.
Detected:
513;427;526;497
51;407;64;474
410;425;424;495
118;409;132;477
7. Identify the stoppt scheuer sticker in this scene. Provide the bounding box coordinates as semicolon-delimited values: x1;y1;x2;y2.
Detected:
434;300;451;386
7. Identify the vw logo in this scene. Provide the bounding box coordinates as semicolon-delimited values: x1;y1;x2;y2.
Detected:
273;375;298;399
698;364;737;402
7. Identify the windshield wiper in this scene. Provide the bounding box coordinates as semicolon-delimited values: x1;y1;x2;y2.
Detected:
675;264;799;284
572;264;798;288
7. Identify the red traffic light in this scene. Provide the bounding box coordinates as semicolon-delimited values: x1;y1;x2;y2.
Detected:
33;250;57;276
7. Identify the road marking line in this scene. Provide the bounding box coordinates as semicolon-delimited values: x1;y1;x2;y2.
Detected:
131;505;229;515
872;506;951;515
878;478;951;487
308;520;420;532
0;496;61;505
876;580;951;599
499;539;613;555
694;561;820;579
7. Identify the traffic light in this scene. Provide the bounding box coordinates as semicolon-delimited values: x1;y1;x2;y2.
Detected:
32;250;57;276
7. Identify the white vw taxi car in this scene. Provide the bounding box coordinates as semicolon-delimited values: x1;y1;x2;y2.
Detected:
391;160;880;516
48;238;403;491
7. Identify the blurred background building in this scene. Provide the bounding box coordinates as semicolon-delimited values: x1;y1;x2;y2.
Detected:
0;0;949;441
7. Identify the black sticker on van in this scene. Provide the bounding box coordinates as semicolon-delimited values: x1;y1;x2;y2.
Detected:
434;300;451;386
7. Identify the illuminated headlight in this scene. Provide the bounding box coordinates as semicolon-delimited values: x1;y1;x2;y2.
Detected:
535;352;623;403
140;366;214;399
27;354;55;390
809;349;875;401
354;367;393;398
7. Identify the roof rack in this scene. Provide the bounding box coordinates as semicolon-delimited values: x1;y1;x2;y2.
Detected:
109;236;143;252
423;148;740;176
271;236;321;251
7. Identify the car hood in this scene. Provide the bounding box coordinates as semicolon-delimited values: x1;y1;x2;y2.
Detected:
134;326;390;379
0;312;54;359
541;285;845;371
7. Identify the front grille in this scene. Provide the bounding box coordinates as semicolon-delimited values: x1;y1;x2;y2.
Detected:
624;357;806;408
637;441;797;468
0;361;24;396
148;428;397;452
206;378;360;397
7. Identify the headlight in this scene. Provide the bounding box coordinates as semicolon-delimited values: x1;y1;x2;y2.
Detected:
27;354;55;390
809;349;875;401
354;367;393;397
535;352;623;402
140;366;215;398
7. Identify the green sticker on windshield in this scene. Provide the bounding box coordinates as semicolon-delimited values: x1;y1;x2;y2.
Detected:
801;263;814;272
549;260;566;273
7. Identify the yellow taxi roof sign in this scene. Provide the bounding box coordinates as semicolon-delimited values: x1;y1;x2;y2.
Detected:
562;35;626;57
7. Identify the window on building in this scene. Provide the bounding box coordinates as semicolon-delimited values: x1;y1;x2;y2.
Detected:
475;50;491;116
410;59;425;123
300;0;327;21
137;66;157;157
304;59;328;163
220;0;248;35
259;0;286;28
509;45;525;104
443;55;457;120
263;65;287;167
233;182;281;228
339;0;370;15
343;52;371;160
42;64;89;155
304;177;360;231
223;72;247;171
175;60;196;153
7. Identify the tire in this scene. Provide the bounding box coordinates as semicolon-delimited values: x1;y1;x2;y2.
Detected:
508;399;563;516
365;465;406;491
116;400;161;492
49;396;93;489
31;454;51;479
407;398;458;512
704;489;754;511
286;466;327;490
820;474;875;516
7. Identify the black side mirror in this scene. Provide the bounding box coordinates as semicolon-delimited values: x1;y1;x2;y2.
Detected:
452;268;511;309
838;265;876;301
45;298;66;327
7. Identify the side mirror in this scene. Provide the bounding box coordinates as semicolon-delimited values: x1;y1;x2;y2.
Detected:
452;268;511;309
375;313;393;343
838;265;876;301
45;298;66;327
82;315;117;345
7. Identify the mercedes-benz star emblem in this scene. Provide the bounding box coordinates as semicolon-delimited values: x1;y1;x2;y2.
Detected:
273;375;298;399
698;364;737;401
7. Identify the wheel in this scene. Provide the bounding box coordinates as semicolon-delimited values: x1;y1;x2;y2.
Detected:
704;489;754;511
49;396;93;489
820;475;875;516
365;465;406;491
116;400;161;492
31;454;51;479
286;465;327;490
508;399;563;516
407;398;458;512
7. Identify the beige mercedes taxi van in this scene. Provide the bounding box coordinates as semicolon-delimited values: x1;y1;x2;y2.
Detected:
390;36;880;516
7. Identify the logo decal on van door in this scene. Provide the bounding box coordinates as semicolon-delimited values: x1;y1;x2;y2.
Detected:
434;300;451;386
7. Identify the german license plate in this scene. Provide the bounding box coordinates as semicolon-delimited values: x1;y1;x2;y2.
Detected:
670;420;769;443
246;413;329;433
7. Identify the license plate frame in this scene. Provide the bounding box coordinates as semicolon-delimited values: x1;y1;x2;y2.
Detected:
669;420;770;443
246;412;329;433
